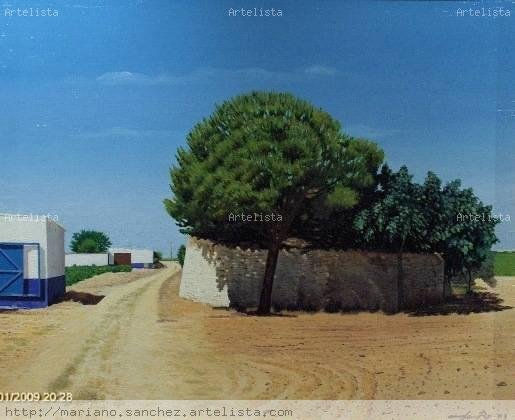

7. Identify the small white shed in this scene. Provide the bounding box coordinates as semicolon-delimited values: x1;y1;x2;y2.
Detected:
109;248;154;268
0;213;65;309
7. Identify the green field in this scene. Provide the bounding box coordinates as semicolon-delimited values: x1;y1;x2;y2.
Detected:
494;252;515;276
65;265;132;286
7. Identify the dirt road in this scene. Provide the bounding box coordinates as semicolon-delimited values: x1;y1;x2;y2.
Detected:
0;264;188;399
0;264;513;399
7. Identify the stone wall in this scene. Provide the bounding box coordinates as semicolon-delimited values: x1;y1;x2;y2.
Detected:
179;236;444;313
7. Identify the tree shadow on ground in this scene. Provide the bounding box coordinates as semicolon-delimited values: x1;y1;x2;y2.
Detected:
225;307;298;317
60;291;105;305
405;290;513;316
245;311;298;317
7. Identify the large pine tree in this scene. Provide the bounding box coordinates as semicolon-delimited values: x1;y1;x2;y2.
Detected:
165;91;384;314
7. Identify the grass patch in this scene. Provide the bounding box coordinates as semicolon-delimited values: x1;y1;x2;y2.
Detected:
65;265;132;286
494;252;515;276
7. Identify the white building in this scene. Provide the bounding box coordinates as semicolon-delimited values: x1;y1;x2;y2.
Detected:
109;248;154;268
0;213;65;309
65;253;109;267
64;248;154;268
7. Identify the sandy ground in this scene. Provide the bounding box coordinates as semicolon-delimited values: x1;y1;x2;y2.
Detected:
0;263;513;400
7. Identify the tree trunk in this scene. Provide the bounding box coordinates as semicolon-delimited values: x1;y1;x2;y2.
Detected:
443;275;450;299
397;236;406;311
257;240;281;315
397;250;404;311
256;193;305;315
467;269;473;295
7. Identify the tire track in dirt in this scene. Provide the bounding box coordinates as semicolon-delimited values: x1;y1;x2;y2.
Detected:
48;268;175;399
186;307;379;399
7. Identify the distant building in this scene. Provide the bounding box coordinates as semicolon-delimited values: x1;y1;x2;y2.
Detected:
65;248;154;269
109;248;154;268
65;253;109;267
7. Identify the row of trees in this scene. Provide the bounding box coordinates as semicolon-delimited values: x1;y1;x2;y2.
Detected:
165;91;499;314
305;165;498;305
295;164;499;296
354;166;498;297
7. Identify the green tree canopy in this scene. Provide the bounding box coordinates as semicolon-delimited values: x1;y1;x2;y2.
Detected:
353;166;499;296
354;165;426;253
439;180;499;291
70;230;112;253
165;91;384;314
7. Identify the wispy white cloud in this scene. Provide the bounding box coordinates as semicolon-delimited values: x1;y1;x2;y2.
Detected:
69;4;104;9
345;124;401;139
304;65;338;76
73;127;174;139
96;71;159;86
95;66;339;86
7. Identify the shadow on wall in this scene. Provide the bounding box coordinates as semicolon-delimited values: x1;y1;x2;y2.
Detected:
199;241;264;311
195;238;444;314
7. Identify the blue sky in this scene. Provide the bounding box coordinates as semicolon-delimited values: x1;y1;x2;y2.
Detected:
0;0;513;254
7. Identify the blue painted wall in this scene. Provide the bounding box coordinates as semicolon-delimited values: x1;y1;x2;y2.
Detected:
0;276;65;309
0;243;65;309
131;263;154;269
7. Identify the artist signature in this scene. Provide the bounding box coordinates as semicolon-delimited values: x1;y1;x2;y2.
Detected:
448;411;508;420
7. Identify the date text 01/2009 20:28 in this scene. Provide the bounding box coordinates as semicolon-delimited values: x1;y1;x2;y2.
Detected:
0;392;73;401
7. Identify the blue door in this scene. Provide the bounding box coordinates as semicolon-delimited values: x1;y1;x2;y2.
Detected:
0;244;24;297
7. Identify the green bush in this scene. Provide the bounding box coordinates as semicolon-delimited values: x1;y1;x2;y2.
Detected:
153;251;163;263
76;238;98;253
70;230;112;253
177;245;186;267
66;265;131;286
